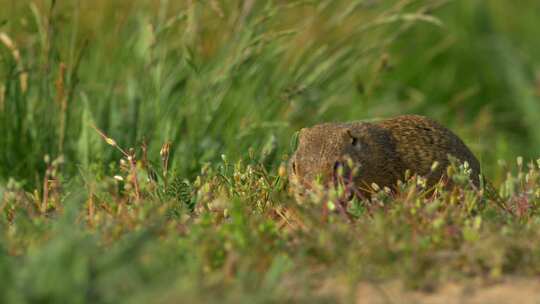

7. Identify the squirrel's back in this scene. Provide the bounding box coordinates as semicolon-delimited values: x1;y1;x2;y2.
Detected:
375;115;481;186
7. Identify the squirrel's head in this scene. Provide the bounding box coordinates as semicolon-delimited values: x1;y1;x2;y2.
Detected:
288;122;395;199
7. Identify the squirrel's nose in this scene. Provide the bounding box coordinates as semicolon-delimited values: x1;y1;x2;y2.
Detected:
332;161;356;201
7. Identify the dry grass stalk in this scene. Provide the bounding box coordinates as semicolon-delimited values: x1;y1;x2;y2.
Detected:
0;84;5;112
0;32;28;93
91;124;142;202
160;141;171;182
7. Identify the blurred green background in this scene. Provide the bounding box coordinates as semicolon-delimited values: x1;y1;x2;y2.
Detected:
1;0;539;186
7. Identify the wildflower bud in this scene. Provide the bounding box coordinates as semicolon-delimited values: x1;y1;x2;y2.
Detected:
327;201;336;211
105;137;117;147
416;177;427;188
114;175;124;181
371;182;380;192
447;165;454;177
160;142;170;159
431;161;439;172
278;163;287;178
336;164;344;177
346;157;354;170
233;172;241;183
404;169;411;180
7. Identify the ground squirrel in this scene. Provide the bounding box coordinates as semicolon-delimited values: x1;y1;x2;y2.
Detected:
289;115;481;198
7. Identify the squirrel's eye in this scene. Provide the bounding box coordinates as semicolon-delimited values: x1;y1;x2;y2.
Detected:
347;130;360;148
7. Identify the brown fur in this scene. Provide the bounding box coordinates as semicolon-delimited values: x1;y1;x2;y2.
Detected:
289;115;481;197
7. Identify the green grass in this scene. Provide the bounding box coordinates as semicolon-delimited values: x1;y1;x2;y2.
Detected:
1;0;540;302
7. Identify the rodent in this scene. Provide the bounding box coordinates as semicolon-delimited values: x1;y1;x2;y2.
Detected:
288;114;481;198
